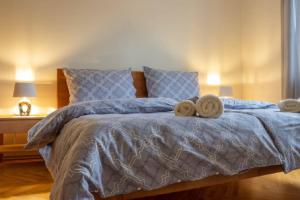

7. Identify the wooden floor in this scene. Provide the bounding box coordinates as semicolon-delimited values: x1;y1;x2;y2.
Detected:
0;160;300;200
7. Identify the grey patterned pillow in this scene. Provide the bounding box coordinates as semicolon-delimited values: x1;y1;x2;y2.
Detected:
143;66;200;100
64;68;136;103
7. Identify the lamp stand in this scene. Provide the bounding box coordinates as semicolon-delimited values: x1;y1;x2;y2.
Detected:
18;101;31;116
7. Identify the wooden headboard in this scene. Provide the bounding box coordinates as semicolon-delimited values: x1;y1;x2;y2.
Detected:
57;69;148;108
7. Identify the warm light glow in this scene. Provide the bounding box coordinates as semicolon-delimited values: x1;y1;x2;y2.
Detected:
11;106;19;115
46;107;57;114
207;73;221;85
19;97;30;103
9;105;57;116
30;105;40;115
21;104;28;112
16;68;34;81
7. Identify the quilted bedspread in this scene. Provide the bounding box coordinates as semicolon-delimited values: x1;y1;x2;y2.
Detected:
26;98;300;200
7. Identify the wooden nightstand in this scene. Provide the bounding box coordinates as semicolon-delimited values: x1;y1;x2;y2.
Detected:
0;116;45;162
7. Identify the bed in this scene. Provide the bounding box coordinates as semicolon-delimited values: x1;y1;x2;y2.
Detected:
26;69;300;200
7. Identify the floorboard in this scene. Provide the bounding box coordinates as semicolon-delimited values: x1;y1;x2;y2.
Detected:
0;160;300;200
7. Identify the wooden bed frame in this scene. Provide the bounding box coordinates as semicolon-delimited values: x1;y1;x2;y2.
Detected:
57;68;283;200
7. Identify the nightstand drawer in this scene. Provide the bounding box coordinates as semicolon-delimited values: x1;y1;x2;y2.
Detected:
0;119;40;133
0;116;45;162
0;144;26;153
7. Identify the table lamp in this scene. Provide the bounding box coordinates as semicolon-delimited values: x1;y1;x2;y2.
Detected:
13;82;36;116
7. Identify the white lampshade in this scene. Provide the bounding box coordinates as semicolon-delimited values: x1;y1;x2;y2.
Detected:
13;82;36;97
219;86;233;97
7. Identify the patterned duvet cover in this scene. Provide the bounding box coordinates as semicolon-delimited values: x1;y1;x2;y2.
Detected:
26;98;300;200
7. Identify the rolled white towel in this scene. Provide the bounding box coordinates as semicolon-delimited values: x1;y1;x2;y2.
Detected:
278;99;300;113
195;95;224;118
174;100;197;117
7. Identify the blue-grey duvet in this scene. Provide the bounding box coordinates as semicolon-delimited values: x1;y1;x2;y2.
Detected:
26;98;300;200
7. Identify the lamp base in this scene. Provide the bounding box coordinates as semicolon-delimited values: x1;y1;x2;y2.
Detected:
18;101;31;116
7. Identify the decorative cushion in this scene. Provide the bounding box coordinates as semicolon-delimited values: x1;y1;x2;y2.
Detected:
64;68;136;103
143;66;200;100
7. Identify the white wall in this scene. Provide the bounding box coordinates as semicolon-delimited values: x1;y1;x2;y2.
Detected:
0;0;243;114
241;0;282;102
0;0;282;114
